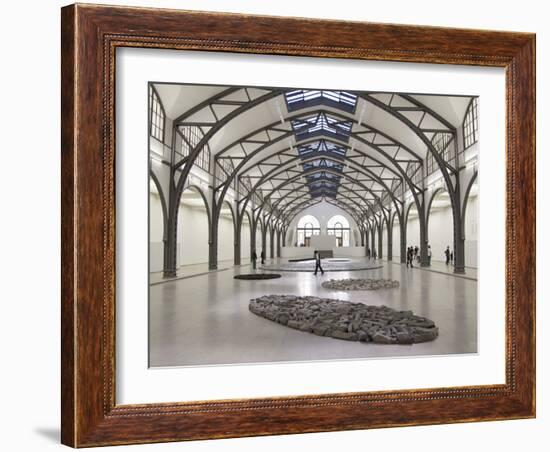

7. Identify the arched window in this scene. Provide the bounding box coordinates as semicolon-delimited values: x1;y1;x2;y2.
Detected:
296;215;321;247
463;97;479;149
149;86;165;142
327;215;350;247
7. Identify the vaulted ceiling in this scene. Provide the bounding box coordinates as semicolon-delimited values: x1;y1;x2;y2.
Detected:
154;83;474;224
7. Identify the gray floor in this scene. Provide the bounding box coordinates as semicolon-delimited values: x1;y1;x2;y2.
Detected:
149;258;477;367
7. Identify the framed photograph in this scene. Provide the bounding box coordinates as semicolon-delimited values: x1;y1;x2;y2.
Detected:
61;3;536;447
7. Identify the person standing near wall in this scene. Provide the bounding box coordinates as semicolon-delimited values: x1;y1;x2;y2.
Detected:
407;246;414;268
428;245;432;265
445;246;451;265
367;248;371;259
252;249;257;269
313;250;324;275
260;250;265;265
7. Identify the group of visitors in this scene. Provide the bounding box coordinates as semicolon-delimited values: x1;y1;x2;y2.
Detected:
251;243;454;274
251;248;325;276
406;245;433;268
250;250;266;269
444;246;454;265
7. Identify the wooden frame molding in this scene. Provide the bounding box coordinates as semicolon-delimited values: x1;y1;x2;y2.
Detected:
61;3;536;447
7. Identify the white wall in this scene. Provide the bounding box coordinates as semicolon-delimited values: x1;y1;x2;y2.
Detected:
149;192;164;272
464;194;479;268
310;234;337;249
178;203;209;266
406;210;421;251
266;229;272;258
218;213;234;262
382;225;388;257
392;220;401;260
241;220;251;261
406;195;479;268
427;204;454;264
255;223;262;254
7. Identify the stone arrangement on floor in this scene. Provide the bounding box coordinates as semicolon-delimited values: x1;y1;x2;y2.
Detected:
234;273;281;280
249;295;438;344
321;278;399;291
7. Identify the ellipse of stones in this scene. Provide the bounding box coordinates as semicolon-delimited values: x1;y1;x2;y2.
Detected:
249;295;439;344
321;278;400;291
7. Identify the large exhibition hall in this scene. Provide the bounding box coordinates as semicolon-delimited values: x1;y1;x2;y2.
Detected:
148;84;479;367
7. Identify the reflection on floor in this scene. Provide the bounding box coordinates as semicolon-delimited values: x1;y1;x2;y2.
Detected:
149;258;477;367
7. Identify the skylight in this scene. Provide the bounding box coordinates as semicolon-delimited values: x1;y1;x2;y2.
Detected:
285;90;358;113
292;113;352;142
297;139;347;159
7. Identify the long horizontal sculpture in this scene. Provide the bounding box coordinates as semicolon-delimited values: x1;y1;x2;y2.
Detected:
249;295;438;344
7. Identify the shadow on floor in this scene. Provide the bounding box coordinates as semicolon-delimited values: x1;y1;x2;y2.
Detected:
34;427;60;443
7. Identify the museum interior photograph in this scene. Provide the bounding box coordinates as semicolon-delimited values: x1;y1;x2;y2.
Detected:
148;83;479;367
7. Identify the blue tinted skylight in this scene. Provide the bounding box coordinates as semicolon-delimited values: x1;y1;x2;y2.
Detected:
285;90;357;113
297;139;348;199
292;113;352;142
297;139;347;159
305;171;341;198
302;159;344;172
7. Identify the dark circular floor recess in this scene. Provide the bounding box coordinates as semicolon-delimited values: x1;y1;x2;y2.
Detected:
234;273;282;280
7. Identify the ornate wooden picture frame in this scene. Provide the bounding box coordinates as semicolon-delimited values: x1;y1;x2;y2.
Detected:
61;3;535;447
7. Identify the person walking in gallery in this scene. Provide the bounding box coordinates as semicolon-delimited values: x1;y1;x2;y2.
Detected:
428;245;432;265
407;246;414;268
260;250;265;265
373;249;377;260
251;249;257;270
414;245;419;262
313;250;324;275
367;247;371;259
450;249;454;264
445;246;451;265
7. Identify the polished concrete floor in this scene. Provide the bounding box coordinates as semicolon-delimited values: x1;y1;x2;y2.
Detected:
149;258;477;367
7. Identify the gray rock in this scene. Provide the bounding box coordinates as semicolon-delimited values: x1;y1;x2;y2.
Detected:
331;330;358;341
372;331;397;344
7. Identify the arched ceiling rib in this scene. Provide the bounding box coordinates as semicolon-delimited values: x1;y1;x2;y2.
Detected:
153;83;475;225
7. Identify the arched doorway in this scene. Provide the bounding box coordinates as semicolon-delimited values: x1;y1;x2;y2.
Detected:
178;186;210;267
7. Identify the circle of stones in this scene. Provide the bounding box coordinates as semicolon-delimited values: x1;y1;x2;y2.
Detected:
321;278;399;291
249;295;438;344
